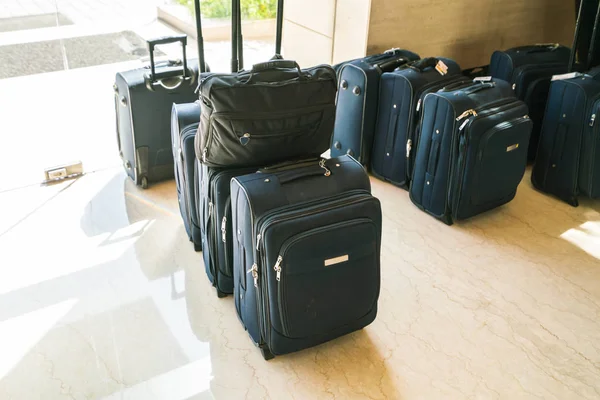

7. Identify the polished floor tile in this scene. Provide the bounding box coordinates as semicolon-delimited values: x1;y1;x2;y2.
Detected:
0;167;599;399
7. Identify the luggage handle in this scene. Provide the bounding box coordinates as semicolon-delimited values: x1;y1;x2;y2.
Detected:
258;157;321;173
463;81;495;94
245;60;304;83
377;57;409;72
527;43;560;53
409;57;440;72
147;35;188;83
277;161;332;184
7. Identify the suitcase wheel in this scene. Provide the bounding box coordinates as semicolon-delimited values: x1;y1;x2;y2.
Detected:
141;176;148;189
567;197;579;208
216;289;227;298
194;242;202;252
260;346;274;361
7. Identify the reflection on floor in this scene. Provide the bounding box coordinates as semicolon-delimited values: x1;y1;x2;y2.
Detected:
0;167;599;399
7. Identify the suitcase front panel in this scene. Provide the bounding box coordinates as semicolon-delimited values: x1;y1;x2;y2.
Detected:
259;194;381;355
454;115;531;220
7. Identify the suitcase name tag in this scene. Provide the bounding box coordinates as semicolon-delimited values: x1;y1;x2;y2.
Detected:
324;254;349;266
506;143;520;152
473;76;492;82
435;60;449;75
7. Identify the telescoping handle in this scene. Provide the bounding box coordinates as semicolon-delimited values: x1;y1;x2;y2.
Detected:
193;0;207;73
147;35;188;82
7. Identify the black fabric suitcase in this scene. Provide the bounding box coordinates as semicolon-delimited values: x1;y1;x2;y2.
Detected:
410;80;532;225
197;163;256;297
371;57;470;188
114;35;199;189
171;102;202;250
330;49;420;165
489;44;571;160
230;156;382;360
531;72;600;206
196;60;337;168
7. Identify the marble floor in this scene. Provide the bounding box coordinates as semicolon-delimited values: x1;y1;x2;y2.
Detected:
0;165;598;399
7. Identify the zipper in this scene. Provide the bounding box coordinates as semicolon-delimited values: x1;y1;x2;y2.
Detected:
452;115;530;215
271;217;374;337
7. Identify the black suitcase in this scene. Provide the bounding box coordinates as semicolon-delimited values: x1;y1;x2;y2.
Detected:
330;49;420;165
410;80;532;225
114;35;199;189
489;44;571;160
196;60;337;168
371;57;469;188
532;72;600;206
171;102;202;250
230;156;382;360
197;163;256;297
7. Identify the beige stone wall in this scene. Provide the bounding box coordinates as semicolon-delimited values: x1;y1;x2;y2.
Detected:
366;0;576;68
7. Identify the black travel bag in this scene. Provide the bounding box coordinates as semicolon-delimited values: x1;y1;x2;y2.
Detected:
230;156;382;359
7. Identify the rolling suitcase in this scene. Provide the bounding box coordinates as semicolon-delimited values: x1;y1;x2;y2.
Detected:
172;102;202;250
330;49;420;165
230;156;382;360
114;35;199;189
370;57;470;188
410;80;532;225
197;163;256;297
489;44;571;160
531;72;600;206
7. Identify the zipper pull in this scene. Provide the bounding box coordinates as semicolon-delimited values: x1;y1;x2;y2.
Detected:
456;109;477;121
202;148;207;163
247;264;259;287
319;159;331;176
406;139;412;158
416;98;422;112
459;118;471;131
256;234;262;250
273;256;283;281
221;217;227;243
590;113;596;127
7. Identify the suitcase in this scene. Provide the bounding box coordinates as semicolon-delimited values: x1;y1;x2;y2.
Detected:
489;44;571;160
171;102;202;250
230;156;382;360
114;35;199;189
531;72;600;206
410;80;533;225
196;59;337;168
330;49;420;165
197;163;256;297
370;57;470;188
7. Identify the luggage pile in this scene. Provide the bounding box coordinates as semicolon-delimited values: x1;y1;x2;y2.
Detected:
112;0;599;360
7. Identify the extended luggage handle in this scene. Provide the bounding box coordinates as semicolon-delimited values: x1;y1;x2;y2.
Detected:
146;35;196;91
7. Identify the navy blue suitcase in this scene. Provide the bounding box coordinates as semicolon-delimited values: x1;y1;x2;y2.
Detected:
489;44;571;160
230;156;382;360
410;80;532;225
371;57;470;188
197;163;256;297
172;102;202;250
531;72;600;206
330;49;420;165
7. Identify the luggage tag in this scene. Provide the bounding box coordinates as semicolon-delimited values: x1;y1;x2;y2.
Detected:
551;72;584;81
473;76;492;82
435;60;449;75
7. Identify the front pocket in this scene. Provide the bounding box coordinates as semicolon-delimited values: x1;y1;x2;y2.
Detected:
274;218;379;339
471;117;532;206
205;105;335;167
